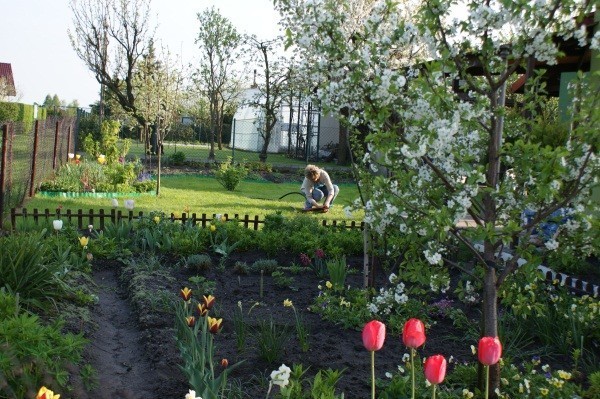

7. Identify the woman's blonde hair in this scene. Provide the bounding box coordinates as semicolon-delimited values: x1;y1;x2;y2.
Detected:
304;164;321;179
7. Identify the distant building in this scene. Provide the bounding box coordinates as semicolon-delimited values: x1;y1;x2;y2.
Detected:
0;63;16;97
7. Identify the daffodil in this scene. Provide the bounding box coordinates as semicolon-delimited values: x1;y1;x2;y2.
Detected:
79;236;89;247
283;299;293;307
325;281;333;289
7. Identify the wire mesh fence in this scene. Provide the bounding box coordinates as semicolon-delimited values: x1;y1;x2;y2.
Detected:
0;116;76;228
125;118;341;167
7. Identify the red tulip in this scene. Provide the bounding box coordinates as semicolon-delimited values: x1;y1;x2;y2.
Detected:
478;336;502;365
362;320;386;351
402;318;426;348
424;355;447;385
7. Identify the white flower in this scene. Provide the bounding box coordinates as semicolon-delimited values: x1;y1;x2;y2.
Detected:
184;389;202;399
52;220;63;231
270;364;291;387
545;239;559;251
111;198;119;207
124;199;135;210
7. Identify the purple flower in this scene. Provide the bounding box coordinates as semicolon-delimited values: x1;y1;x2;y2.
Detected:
315;249;325;259
299;253;311;266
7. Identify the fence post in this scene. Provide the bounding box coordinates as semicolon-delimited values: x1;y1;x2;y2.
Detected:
231;119;236;163
52;120;60;170
66;125;72;163
99;208;105;230
29;120;40;197
0;124;8;230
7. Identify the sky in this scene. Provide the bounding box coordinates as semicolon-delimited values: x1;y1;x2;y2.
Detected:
0;0;282;108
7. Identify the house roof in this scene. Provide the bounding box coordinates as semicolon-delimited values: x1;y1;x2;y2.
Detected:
0;63;16;97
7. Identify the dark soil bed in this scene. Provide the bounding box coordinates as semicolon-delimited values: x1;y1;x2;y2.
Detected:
80;250;576;398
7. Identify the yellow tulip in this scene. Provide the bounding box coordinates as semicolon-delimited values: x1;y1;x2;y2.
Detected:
153;216;160;223
325;281;333;289
79;236;89;247
37;386;60;399
210;224;216;232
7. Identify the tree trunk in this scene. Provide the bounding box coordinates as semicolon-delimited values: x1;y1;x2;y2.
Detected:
480;253;500;398
337;122;349;165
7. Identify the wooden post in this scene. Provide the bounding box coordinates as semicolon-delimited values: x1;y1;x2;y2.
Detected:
253;215;259;230
0;124;8;230
29;120;40;197
77;209;83;229
99;209;105;230
66;125;72;163
10;208;16;231
52;120;60;170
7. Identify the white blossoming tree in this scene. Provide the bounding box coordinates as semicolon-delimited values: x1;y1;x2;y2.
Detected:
275;0;599;395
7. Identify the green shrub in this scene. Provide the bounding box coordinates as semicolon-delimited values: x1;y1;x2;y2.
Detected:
250;259;278;275
215;160;248;191
168;151;186;165
0;313;86;397
185;254;212;271
0;232;67;310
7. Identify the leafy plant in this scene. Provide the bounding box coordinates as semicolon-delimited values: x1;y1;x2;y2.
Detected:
185;254;213;272
0;312;86;397
175;294;242;399
255;317;291;364
0;232;68;310
215;158;248;191
326;256;347;291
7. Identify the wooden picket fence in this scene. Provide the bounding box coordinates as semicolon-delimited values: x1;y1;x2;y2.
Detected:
9;207;365;231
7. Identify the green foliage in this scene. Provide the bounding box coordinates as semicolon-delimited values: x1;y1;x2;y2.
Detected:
0;101;19;121
255;317;291;364
250;259;279;275
0;232;69;310
185;254;213;272
0;311;86;398
188;276;216;296
311;286;371;329
168;151;186;165
175;296;242;399
583;371;600;399
326;256;347;291
281;364;345;399
39;158;152;193
81;119;130;164
215;159;248;191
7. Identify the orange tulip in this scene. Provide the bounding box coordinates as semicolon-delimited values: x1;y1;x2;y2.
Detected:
37;386;60;399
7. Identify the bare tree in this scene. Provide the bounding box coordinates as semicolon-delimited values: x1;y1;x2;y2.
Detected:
246;36;292;163
193;7;242;159
68;0;155;128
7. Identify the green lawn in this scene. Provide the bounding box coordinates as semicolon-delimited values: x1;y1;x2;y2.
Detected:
22;174;363;222
128;141;332;166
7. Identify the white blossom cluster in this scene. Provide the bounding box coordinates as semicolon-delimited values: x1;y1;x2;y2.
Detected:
368;273;409;315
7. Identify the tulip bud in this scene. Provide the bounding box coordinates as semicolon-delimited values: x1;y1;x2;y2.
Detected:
52;220;63;231
424;355;447;385
221;358;229;368
478;336;502;366
362;320;386;351
402;318;426;349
